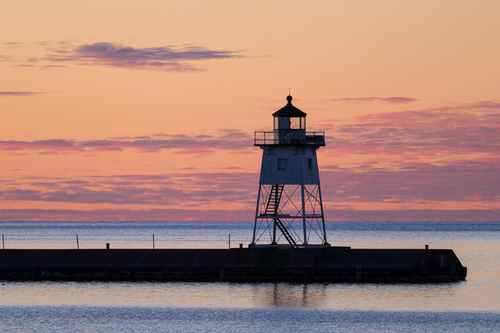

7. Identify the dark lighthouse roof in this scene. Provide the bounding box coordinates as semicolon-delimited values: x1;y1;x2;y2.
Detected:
272;95;307;117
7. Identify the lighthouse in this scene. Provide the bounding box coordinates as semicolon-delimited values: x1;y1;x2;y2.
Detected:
250;95;329;248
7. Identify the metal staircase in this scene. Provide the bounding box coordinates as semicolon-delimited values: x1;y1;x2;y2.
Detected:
274;218;296;245
262;184;296;245
264;184;284;216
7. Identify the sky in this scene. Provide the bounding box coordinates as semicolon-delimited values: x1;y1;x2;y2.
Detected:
1;0;499;221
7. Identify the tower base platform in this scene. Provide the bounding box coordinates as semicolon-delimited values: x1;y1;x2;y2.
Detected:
0;247;466;282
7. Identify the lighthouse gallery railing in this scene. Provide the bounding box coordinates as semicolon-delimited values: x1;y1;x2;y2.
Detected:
254;131;325;146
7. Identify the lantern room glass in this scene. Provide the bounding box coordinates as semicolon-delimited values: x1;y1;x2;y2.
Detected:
274;116;305;130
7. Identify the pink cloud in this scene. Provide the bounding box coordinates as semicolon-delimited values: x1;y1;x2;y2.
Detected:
0;131;254;155
1;156;499;220
328;97;417;104
2;42;23;48
0;172;258;206
25;42;242;71
327;101;500;156
0;91;43;96
0;207;497;222
320;158;500;204
1;156;499;221
0;208;253;222
320;209;500;222
313;102;500;211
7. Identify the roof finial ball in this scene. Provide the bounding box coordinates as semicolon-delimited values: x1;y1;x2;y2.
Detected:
286;95;293;104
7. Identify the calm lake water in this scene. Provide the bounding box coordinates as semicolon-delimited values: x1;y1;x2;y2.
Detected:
1;221;499;332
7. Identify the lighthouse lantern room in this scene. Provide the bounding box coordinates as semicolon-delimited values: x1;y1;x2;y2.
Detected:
250;96;329;248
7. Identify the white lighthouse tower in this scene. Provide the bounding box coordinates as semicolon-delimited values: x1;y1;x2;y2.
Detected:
250;95;329;248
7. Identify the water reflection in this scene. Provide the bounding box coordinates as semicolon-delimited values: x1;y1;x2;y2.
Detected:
2;280;491;312
252;283;327;308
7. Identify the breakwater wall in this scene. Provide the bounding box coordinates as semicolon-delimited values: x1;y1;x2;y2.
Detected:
0;247;466;282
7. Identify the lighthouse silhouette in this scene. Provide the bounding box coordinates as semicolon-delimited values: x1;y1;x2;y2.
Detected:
250;95;330;248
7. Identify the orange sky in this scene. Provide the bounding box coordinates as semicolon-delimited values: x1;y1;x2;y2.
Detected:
1;0;499;221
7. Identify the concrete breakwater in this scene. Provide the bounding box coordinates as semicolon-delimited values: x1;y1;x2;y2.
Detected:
0;247;466;282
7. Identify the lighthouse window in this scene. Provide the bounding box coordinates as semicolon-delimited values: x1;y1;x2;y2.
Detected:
308;159;312;170
278;159;287;170
289;117;305;130
290;117;300;129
